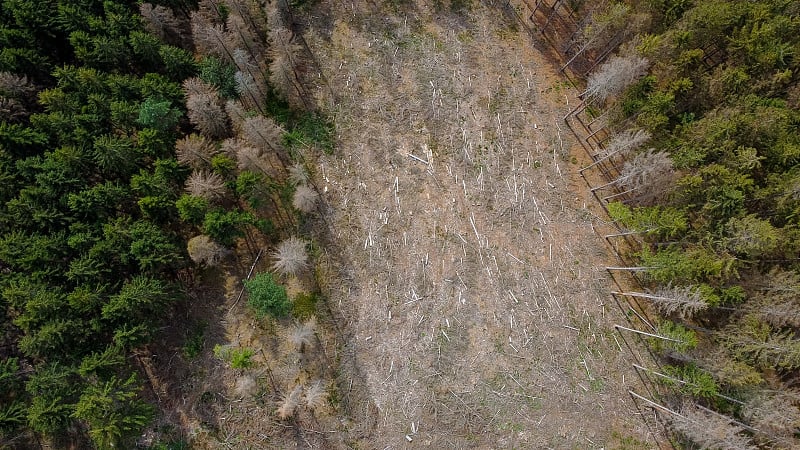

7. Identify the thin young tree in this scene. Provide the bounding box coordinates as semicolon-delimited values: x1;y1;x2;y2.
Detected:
615;284;708;319
276;384;303;419
303;380;327;411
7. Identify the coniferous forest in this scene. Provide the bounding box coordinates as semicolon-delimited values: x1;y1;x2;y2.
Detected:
548;0;800;446
0;0;799;448
0;0;330;447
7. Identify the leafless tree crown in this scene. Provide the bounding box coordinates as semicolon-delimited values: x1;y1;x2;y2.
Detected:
598;128;651;160
293;185;319;214
225;99;248;132
288;318;316;352
175;133;218;169
584;54;650;103
0;72;34;97
303;380;328;411
271;237;308;277
276;385;303;419
671;404;757;450
186;92;230;139
182;77;218;98
268;25;306;109
187;234;229;266
185;170;227;200
139;3;186;46
649;284;709;319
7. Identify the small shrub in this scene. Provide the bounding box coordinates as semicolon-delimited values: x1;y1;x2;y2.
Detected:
182;321;207;359
230;347;255;369
213;344;255;369
244;272;291;319
284;112;335;154
292;292;318;319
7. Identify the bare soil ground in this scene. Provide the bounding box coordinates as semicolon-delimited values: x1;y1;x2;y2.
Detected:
303;0;660;448
140;2;663;448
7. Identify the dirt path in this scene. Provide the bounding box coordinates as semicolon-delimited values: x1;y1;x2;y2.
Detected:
306;1;657;448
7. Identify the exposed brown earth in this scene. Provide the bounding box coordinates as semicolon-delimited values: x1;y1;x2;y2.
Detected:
305;1;658;447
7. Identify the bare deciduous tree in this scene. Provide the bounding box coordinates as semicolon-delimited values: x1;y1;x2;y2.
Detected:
0;97;26;122
743;391;800;445
276;385;303;419
235;70;264;114
618;284;708;319
185;170;227;200
0;72;34;98
287;318;316;352
187;234;229;266
182;76;217;97
594;149;674;205
271;237;308;277
268;25;307;109
241;115;285;154
186;91;230;139
583;128;651;170
227;16;264;64
139;3;187;46
293;184;319;214
175;133;217;169
225;99;248;132
228;140;275;175
562;3;630;71
670;403;757;450
754;268;800;328
583;54;649;103
190;0;230;56
303;380;327;411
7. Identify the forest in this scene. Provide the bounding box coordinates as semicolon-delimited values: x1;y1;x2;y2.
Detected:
537;0;800;447
0;0;798;448
0;0;330;448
